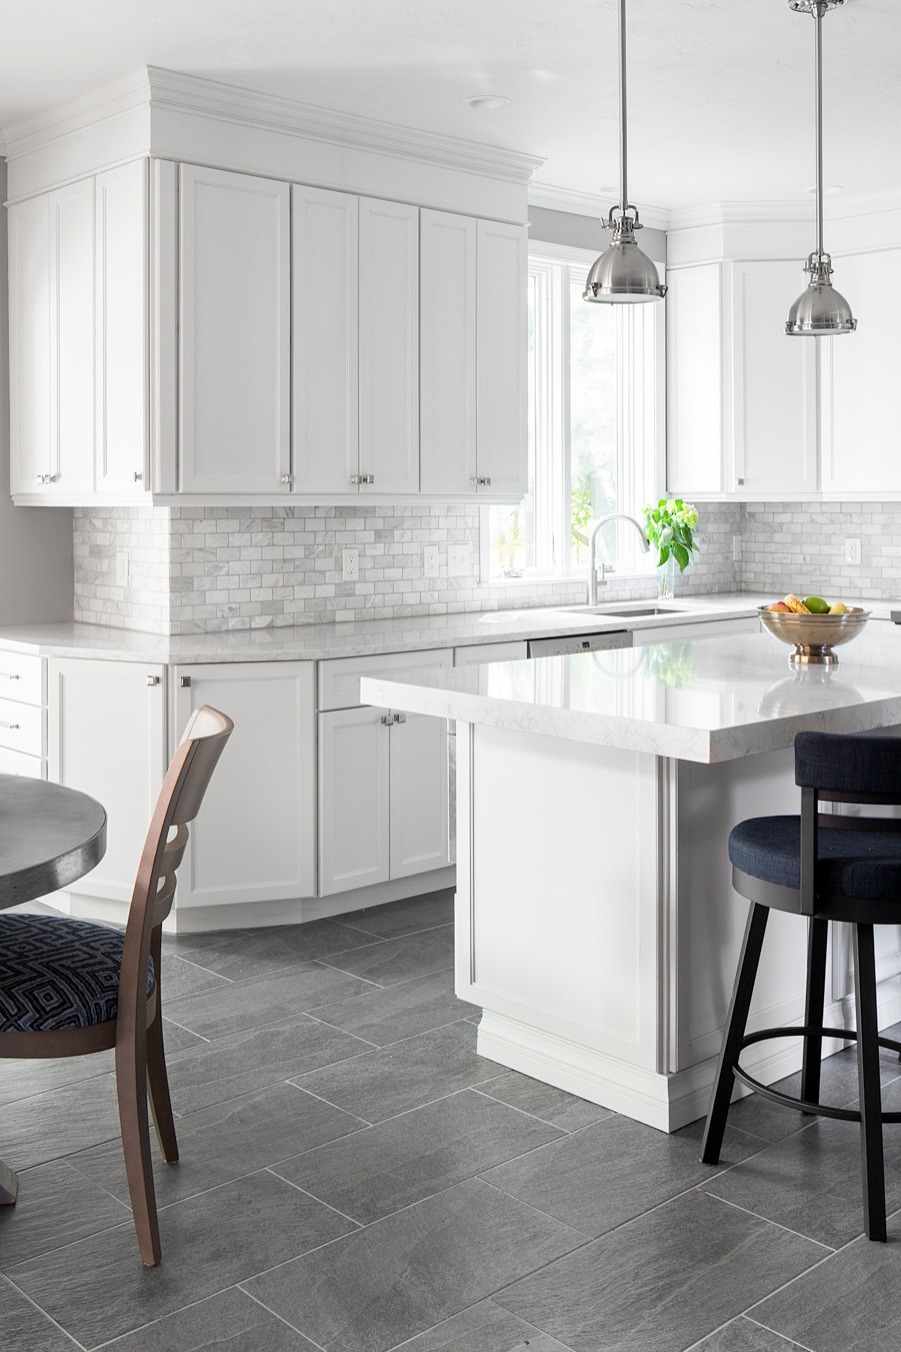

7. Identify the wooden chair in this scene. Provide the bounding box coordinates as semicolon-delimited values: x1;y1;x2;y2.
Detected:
0;706;233;1265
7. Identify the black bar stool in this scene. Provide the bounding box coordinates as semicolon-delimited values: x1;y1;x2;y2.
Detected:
701;729;901;1242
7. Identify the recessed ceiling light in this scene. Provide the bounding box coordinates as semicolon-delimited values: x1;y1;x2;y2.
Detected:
462;94;511;111
806;184;845;196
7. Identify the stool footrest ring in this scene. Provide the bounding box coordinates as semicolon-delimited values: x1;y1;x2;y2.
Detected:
732;1024;901;1125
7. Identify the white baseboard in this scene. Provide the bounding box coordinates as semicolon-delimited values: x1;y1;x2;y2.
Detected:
58;866;456;934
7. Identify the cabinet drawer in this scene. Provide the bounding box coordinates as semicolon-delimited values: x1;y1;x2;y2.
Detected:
318;648;453;712
0;651;44;706
0;697;45;757
0;746;44;779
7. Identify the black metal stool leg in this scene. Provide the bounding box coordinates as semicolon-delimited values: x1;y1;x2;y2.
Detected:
701;902;769;1165
801;917;829;1109
853;923;887;1242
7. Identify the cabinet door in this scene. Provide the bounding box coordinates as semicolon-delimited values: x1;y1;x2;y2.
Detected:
389;711;449;878
49;178;95;495
179;164;290;493
730;260;817;495
95;160;148;494
9;195;52;495
420;209;477;496
822;248;901;494
666;263;724;495
319;706;390;895
292;186;359;494
172;662;316;910
48;658;167;902
476;219;528;496
359;197;419;495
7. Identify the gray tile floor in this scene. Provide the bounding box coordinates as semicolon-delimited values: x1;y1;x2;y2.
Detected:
3;890;901;1351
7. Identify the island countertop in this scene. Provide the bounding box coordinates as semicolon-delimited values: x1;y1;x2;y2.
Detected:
360;621;901;763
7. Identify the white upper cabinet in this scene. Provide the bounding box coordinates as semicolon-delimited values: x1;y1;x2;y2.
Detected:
9;194;53;496
358;196;420;495
179;164;291;494
475;218;528;496
50;177;95;496
420;209;478;496
292;185;359;494
822;247;901;495
666;263;724;497
729;260;817;497
95;160;148;494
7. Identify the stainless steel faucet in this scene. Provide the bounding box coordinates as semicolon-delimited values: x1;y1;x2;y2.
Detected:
587;514;651;606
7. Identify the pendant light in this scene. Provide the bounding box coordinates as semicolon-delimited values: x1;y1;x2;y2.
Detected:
583;0;666;304
785;0;857;336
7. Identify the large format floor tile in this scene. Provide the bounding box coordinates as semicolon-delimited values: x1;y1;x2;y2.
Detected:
752;1231;901;1351
96;1287;320;1351
293;1021;499;1122
0;1073;122;1171
7;1170;357;1349
164;965;372;1039
336;890;454;940
317;925;454;987
273;1087;563;1224
495;1190;825;1352
0;1158;130;1270
307;969;474;1046
0;1275;79;1352
393;1299;576;1351
474;1071;613;1133
244;1176;585;1352
0;1047;115;1108
163;918;378;981
159;954;232;1002
70;1081;366;1208
692;1318;807;1351
165;1014;370;1114
482;1111;764;1238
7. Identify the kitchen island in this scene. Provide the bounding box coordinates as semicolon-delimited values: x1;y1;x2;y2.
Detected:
361;621;901;1131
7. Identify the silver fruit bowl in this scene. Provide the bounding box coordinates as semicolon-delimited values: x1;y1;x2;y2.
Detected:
758;606;870;665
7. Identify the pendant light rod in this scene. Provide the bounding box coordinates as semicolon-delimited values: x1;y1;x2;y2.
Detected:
618;0;628;211
814;0;825;258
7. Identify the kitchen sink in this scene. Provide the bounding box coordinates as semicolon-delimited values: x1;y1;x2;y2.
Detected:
567;605;688;618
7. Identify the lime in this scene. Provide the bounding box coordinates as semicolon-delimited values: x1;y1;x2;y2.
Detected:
804;596;830;614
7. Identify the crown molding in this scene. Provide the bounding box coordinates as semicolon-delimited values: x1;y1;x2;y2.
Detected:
1;66;544;185
824;187;901;220
528;182;671;231
1;68;152;160
666;200;816;231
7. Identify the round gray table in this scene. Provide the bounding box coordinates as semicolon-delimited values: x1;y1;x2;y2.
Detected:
0;773;107;1204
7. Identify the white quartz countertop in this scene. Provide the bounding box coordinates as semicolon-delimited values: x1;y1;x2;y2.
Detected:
0;593;770;663
360;620;901;764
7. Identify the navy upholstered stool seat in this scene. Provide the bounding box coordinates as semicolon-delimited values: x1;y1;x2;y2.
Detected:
0;915;154;1033
702;729;901;1243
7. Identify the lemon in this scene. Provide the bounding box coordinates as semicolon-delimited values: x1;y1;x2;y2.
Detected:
804;596;830;614
828;601;848;615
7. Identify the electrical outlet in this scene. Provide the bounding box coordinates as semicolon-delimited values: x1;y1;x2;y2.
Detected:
732;535;742;563
342;547;359;582
845;537;861;565
447;544;470;576
116;549;129;586
423;545;440;578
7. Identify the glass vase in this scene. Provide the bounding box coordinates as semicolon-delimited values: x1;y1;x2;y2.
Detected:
657;557;677;601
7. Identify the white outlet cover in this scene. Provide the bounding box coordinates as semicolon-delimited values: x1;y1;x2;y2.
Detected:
115;549;129;586
447;545;470;576
342;548;359;581
423;545;440;578
845;538;861;565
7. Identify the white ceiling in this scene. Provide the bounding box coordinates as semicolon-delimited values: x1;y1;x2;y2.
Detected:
0;0;898;209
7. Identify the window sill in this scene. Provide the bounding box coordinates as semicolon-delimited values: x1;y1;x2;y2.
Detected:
480;570;657;589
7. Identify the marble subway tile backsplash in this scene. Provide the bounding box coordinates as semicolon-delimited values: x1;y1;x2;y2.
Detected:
72;499;894;636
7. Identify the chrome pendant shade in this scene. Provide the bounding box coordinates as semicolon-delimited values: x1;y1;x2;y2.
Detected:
584;0;666;305
785;0;856;337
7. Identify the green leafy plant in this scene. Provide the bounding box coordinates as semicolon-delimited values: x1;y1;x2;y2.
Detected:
642;498;700;572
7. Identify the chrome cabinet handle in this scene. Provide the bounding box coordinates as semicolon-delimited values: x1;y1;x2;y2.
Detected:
0;720;20;731
381;713;393;726
37;474;49;485
180;676;192;688
381;712;406;726
351;474;375;485
394;712;406;724
146;675;160;686
0;673;20;681
469;476;492;487
134;471;143;482
280;474;294;486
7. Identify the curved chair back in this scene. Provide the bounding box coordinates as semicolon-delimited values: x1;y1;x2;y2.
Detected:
118;706;233;1040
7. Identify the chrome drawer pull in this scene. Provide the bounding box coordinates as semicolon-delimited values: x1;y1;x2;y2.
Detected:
0;673;20;681
0;721;21;731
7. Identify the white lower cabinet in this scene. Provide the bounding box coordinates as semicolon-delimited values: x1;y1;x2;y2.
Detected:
389;711;450;879
171;662;316;910
319;705;391;895
47;658;167;902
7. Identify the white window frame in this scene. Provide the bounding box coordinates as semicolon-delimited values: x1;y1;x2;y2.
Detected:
480;240;666;584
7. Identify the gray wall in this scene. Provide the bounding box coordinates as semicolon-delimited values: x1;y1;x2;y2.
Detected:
528;204;667;265
0;157;74;624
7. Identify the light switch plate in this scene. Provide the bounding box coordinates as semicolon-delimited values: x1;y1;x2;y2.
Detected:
423;545;440;578
342;547;359;581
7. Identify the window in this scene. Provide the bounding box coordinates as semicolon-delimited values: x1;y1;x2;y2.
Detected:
485;242;663;581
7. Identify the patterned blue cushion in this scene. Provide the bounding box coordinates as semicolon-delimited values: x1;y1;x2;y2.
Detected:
729;815;901;900
0;915;154;1034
